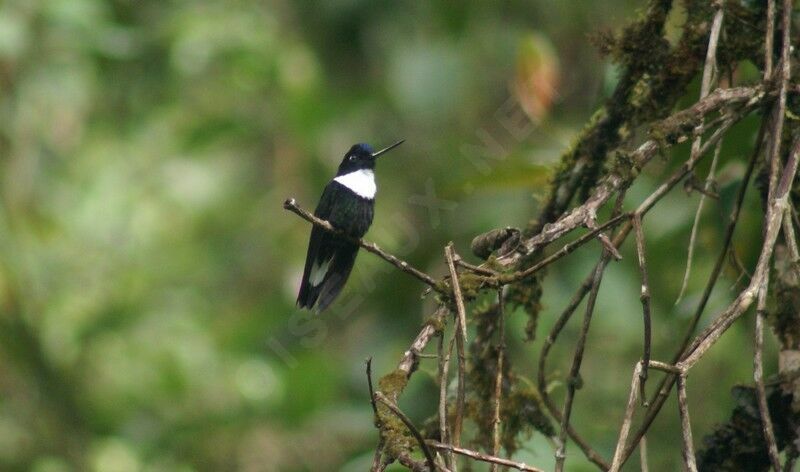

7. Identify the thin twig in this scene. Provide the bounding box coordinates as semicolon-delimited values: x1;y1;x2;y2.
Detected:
676;1;725;304
367;358;386;472
438;332;454;469
538;267;612;471
677;140;723;303
677;374;698;472
782;205;800;268
371;441;387;472
283;198;439;288
455;257;498;277
765;0;792;215
554;251;611;472
444;244;467;461
765;0;775;79
367;357;379;419
647;360;683;374
640;436;650;472
445;244;469;347
632;216;652;402
490;288;506;472
427;442;545;472
609;362;643;472
755;283;782;471
374;392;437;472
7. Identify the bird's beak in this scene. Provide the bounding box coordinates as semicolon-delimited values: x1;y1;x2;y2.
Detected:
371;139;405;159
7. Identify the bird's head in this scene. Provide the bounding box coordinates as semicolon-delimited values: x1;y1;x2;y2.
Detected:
336;140;404;175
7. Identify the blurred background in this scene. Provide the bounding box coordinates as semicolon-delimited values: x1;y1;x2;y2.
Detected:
0;1;776;471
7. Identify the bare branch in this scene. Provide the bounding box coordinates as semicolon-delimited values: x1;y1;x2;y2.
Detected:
678;136;800;371
438;332;454;469
427;442;545;472
765;0;792;214
632;216;653;401
765;0;775;79
677;375;698;472
755;284;782;471
782;205;800;269
677;2;725;303
640;436;650;472
445;244;469;347
444;244;468;461
367;357;379;419
554;251;611;472
609;362;643;472
490;288;506;472
538;266;612;471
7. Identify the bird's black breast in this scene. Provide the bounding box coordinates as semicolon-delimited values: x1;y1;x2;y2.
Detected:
319;181;374;238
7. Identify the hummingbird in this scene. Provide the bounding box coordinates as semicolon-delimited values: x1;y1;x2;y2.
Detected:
297;140;405;312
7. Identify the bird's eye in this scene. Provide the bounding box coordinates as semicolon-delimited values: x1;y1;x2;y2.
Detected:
349;155;356;161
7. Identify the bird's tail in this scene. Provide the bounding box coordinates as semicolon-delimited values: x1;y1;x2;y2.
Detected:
297;245;358;313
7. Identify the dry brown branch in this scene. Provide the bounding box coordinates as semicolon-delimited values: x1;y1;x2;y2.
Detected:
367;358;387;472
609;362;643;472
444;244;467;461
490;288;506;472
765;0;792;214
538;267;611;471
554;251;612;472
765;0;775;79
437;332;454;469
677;2;725;303
427;442;545;472
444;244;469;347
367;357;379;419
640;436;650;472
755;284;782;471
646;360;683;374
455;256;498;277
782;206;800;267
283;198;438;287
678;136;800;371
632;216;653;400
618;120;766;467
677;375;698;472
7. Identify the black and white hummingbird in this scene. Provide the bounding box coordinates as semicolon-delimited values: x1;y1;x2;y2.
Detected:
296;140;404;312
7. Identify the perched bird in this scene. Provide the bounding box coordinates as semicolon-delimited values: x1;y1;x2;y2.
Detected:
297;140;404;312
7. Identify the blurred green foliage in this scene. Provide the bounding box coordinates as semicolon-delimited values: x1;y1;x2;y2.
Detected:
0;1;776;471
